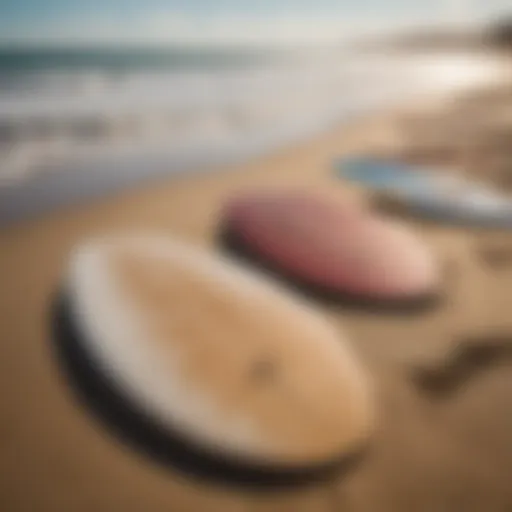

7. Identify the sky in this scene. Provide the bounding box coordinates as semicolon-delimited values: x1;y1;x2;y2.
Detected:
0;0;509;46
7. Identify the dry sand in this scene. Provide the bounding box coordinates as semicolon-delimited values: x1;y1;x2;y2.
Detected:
2;108;512;511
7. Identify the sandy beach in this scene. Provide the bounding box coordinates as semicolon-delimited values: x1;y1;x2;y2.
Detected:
2;84;512;512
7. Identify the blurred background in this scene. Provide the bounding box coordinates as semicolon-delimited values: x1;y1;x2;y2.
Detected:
0;1;510;223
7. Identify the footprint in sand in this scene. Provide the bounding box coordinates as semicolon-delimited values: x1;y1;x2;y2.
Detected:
410;332;512;398
476;243;512;270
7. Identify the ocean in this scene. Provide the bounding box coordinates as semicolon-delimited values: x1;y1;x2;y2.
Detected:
0;44;506;223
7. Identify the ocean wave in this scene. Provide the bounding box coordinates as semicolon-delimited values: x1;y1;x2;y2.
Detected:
0;48;505;185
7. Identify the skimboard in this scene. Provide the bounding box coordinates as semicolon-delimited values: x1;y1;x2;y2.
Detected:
397;183;512;228
336;157;512;228
52;234;373;488
335;156;437;195
219;192;440;310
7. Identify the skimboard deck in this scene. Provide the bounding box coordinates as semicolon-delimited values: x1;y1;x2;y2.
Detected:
219;192;440;311
51;235;373;488
336;157;512;228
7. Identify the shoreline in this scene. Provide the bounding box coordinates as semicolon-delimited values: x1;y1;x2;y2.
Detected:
1;45;508;227
0;106;400;228
0;84;489;228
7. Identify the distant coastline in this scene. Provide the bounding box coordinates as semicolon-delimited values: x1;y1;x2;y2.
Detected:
356;19;512;52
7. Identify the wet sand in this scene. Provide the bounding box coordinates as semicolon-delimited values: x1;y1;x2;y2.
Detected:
2;108;512;511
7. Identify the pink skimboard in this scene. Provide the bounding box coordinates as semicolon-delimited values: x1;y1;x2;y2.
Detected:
220;192;440;310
